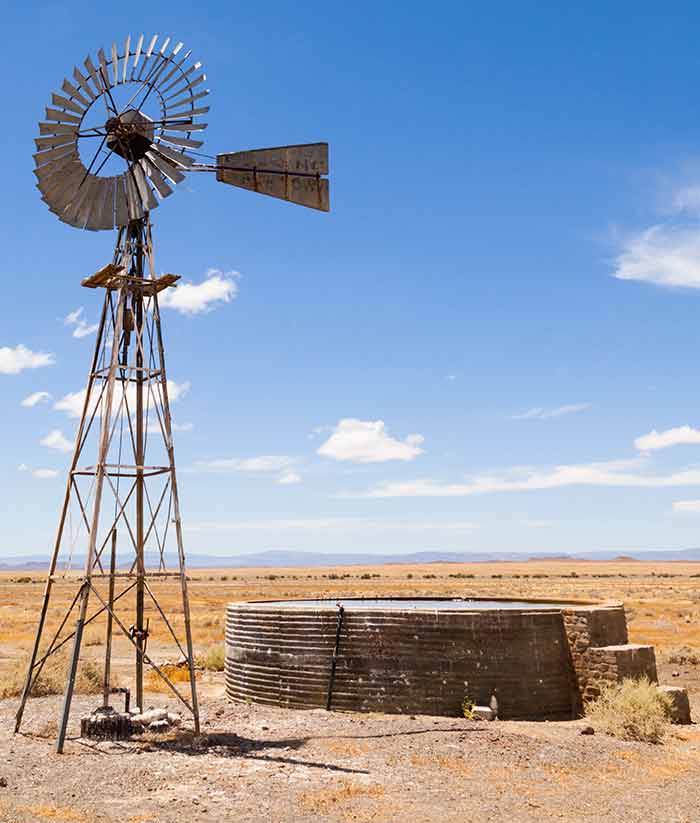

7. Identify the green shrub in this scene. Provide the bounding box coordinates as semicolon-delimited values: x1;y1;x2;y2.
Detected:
196;644;225;672
586;677;673;743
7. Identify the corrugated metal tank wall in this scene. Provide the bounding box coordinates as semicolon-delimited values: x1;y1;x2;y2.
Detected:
225;603;580;719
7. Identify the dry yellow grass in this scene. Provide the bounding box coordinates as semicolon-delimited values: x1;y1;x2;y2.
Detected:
586;677;673;743
300;780;386;819
18;804;93;822
2;559;700;693
0;651;104;699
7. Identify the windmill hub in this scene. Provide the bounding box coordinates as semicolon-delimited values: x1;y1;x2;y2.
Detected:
105;110;154;161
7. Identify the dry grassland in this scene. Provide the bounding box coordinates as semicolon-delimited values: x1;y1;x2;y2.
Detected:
2;559;700;823
1;559;700;685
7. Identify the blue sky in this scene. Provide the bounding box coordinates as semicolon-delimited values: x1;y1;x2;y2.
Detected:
6;1;700;557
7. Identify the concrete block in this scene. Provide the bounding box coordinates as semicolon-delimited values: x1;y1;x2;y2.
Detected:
589;644;658;683
471;705;494;721
658;685;692;724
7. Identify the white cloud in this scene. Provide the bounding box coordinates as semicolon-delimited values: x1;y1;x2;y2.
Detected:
54;380;190;418
21;391;51;408
167;381;190;402
345;458;700;498
0;345;55;375
33;468;59;479
613;225;700;288
185;517;479;533
63;307;99;338
73;322;99;339
54;390;85;418
673;499;700;512
193;454;300;484
634;425;700;452
18;464;58;480
512;403;591;420
236;456;297;472
159;269;240;314
521;519;554;528
40;429;73;453
317;419;425;463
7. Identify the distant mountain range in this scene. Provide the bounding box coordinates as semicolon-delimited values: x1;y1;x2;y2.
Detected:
3;547;700;571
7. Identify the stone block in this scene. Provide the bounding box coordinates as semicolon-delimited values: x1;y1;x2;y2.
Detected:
601;644;658;683
658;685;692;724
471;705;493;721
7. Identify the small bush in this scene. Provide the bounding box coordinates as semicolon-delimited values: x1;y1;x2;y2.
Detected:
586;677;673;743
0;652;104;699
666;646;700;666
196;644;225;672
461;696;475;720
145;663;195;693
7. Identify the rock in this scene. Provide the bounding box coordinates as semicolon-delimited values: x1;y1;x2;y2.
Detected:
672;671;680;678
0;777;7;788
471;706;494;721
215;708;224;717
167;712;182;726
132;708;169;726
579;725;595;735
658;685;692;724
148;719;170;732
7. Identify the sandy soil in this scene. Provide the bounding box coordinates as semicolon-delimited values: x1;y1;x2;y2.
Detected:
1;676;700;823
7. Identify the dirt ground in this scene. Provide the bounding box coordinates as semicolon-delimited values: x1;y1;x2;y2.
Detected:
2;684;700;823
2;560;700;822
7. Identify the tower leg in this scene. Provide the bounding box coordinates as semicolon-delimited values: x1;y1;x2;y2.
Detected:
56;586;89;753
102;529;117;708
56;290;126;753
135;287;146;713
149;230;200;734
14;298;109;735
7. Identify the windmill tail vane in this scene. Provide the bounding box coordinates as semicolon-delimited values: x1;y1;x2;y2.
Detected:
19;32;330;752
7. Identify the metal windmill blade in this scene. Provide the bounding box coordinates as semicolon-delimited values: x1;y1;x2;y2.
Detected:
34;32;331;229
35;33;209;231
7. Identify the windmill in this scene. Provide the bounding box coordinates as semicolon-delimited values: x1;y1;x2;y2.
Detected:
15;34;329;753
